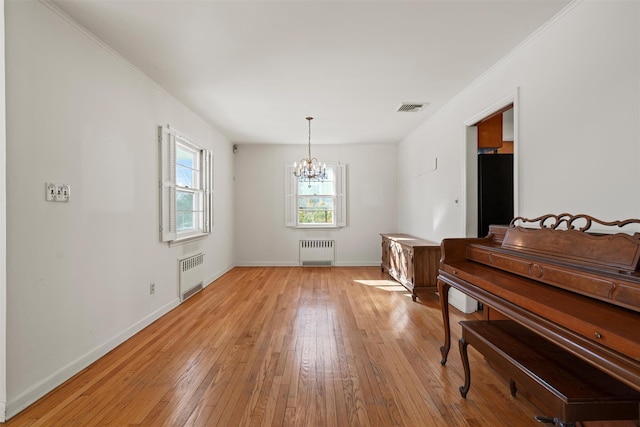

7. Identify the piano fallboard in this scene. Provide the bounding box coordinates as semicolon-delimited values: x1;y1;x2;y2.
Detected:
465;243;640;312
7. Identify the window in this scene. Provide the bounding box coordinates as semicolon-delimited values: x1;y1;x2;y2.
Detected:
159;125;213;243
297;169;335;225
285;164;346;228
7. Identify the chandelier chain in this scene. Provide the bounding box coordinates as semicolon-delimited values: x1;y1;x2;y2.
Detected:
307;117;312;159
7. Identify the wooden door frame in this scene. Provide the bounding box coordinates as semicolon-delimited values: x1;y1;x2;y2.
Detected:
462;88;519;238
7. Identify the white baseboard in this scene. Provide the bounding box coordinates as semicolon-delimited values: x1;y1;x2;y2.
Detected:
203;265;234;288
6;298;180;419
233;261;299;267
233;261;381;267
334;261;379;267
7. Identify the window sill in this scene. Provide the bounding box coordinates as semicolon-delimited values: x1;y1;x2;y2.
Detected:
168;232;209;247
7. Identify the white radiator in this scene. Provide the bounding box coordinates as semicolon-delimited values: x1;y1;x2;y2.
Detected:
299;240;335;266
179;253;204;301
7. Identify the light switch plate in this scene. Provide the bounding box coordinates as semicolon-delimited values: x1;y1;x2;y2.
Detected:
46;183;70;202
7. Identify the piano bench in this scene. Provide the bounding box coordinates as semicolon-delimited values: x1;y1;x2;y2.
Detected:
458;320;640;427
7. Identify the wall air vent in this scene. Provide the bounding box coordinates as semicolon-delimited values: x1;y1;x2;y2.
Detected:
397;103;428;113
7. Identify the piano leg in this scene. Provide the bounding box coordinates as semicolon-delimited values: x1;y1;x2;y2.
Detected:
459;337;471;398
438;279;452;365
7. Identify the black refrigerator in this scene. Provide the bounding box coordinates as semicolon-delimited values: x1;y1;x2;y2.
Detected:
478;153;513;238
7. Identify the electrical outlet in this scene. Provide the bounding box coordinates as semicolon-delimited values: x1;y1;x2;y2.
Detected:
150;283;155;295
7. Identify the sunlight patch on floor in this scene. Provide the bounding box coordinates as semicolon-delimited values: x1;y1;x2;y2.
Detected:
353;279;410;295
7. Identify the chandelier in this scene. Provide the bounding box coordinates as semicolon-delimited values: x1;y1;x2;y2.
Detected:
293;116;327;183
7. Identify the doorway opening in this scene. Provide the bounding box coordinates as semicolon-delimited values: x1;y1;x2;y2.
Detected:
464;92;519;238
476;104;514;237
452;94;518;314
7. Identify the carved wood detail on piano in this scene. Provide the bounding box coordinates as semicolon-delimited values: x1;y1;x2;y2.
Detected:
507;214;640;274
437;214;640;400
511;212;640;233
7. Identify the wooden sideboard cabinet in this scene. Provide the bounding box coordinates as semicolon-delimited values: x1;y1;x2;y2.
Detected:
380;233;441;301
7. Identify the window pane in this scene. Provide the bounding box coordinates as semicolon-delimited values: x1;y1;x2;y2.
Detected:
327;169;335;181
176;145;195;168
298;208;334;224
177;212;195;232
177;191;194;213
298;180;334;195
177;164;195;188
299;197;333;208
176;144;200;189
297;167;334;195
298;196;334;224
177;190;204;233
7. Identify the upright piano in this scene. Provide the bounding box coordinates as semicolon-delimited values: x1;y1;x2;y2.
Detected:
437;214;640;425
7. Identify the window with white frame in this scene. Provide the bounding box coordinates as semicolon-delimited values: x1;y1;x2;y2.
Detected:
159;125;213;243
285;164;346;228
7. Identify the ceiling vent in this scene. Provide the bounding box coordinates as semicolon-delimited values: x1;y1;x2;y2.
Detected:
397;102;428;113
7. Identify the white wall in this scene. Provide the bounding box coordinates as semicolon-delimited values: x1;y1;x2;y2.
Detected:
5;1;234;417
0;0;7;420
398;1;640;241
234;143;397;266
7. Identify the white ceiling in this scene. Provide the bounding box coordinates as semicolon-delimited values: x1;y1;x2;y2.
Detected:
50;0;569;145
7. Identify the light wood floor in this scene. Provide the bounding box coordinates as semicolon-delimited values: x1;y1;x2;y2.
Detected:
6;267;555;426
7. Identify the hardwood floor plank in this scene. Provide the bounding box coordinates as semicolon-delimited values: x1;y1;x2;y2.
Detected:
5;266;573;426
323;307;351;426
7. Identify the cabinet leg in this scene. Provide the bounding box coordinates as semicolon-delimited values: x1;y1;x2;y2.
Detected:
412;292;417;302
509;379;517;397
459;337;471;398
